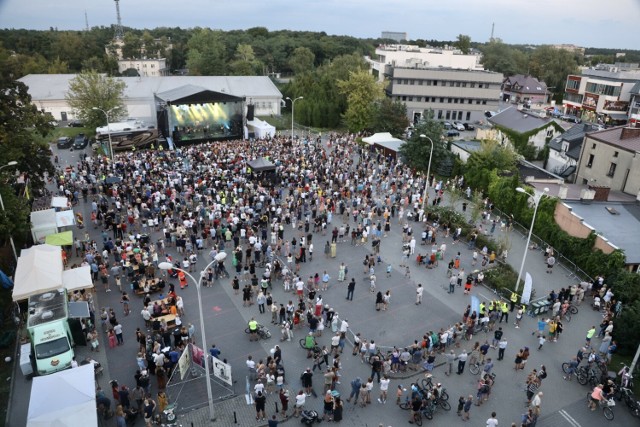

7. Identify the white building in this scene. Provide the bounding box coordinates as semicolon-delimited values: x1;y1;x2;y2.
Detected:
18;74;283;125
118;58;169;77
367;44;483;82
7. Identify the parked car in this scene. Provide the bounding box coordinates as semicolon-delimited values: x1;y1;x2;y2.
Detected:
463;123;475;131
446;130;460;137
68;119;84;127
443;122;453;130
453;122;465;131
560;114;581;123
73;133;88;149
56;137;72;149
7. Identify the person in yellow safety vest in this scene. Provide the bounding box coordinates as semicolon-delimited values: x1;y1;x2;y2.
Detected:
479;302;486;316
510;292;518;312
499;302;509;323
488;301;495;312
248;318;258;342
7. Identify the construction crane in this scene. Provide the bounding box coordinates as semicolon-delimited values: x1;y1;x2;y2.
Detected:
114;0;124;40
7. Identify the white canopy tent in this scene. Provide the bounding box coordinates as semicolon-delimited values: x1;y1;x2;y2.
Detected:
27;364;98;427
246;118;276;139
30;209;58;244
55;210;76;228
51;196;70;209
12;244;93;301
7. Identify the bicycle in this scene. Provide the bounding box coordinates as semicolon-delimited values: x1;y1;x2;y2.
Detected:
244;324;271;340
299;338;321;354
587;393;615;420
469;360;481;375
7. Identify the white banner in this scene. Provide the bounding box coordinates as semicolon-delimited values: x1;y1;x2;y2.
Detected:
212;356;232;386
521;272;533;304
177;343;192;380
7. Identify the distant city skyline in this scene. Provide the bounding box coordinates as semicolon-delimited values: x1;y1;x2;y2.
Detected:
0;0;638;50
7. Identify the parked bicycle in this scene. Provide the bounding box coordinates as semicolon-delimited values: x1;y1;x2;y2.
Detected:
244;323;271;340
587;392;615;420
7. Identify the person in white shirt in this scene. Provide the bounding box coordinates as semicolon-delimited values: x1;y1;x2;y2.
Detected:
254;379;265;395
71;357;79;368
416;284;423;305
378;375;390;403
486;411;499;427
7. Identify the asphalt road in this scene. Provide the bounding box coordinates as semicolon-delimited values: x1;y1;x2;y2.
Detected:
7;139;635;427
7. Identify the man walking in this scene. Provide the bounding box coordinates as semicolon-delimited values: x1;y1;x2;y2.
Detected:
457;350;467;374
497;337;508;361
416;284;423;304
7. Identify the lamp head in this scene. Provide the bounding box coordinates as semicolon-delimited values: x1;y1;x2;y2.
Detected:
158;262;173;270
6;161;17;166
543;187;550;193
419;134;426;138
92;107;98;110
516;187;526;194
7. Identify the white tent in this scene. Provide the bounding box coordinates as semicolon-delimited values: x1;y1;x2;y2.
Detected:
246;118;276;139
51;196;70;209
30;209;58;244
55;210;76;228
12;244;93;301
27;364;98;427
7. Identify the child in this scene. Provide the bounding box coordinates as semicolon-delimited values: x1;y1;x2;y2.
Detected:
537;334;546;350
404;266;410;278
396;384;404;405
386;264;392;277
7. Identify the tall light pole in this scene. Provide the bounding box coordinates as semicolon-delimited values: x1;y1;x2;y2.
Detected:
158;259;218;421
92;107;115;160
286;96;303;140
0;161;19;262
513;186;549;299
419;134;434;211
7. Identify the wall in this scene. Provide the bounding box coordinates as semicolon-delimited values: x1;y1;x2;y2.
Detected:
554;203;615;254
546;147;576;176
575;134;637;194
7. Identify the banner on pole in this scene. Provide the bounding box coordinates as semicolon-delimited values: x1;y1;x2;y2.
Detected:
521;272;533;304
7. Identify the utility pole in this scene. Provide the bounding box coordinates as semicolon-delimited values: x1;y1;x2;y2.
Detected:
114;0;124;40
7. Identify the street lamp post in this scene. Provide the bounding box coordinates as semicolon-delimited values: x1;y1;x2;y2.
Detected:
513;187;549;299
286;96;303;140
92;107;114;160
419;134;434;211
0;161;19;262
158;260;217;421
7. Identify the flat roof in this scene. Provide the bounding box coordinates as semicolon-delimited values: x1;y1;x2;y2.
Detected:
564;201;640;265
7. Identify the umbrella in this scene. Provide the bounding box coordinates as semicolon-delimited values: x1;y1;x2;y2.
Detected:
214;252;227;261
105;176;122;184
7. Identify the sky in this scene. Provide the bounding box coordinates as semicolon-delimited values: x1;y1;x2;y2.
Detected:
0;0;639;50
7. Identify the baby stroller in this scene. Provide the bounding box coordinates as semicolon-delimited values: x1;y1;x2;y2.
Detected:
300;409;321;425
166;262;180;278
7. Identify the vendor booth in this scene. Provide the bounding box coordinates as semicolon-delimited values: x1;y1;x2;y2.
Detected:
246;118;276;139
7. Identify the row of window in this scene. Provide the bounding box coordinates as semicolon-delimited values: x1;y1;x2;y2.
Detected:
585;82;622;97
396;95;488;105
563;92;583;104
394;79;493;89
566;78;580;90
436;110;471;121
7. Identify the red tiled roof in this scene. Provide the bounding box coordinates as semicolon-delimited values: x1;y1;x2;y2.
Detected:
588;126;640;152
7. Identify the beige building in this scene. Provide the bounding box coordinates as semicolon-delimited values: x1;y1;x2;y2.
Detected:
575;126;640;197
385;67;503;124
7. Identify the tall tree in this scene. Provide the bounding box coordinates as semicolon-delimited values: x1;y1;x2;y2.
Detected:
455;34;472;54
65;71;126;130
480;41;529;76
464;140;518;192
229;44;260;76
528;46;579;99
371;98;410;137
289;46;315;75
0;79;55;254
186;28;227;75
337;70;385;132
398;112;449;174
121;32;142;59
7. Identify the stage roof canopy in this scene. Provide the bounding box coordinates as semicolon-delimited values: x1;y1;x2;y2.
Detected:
156;84;243;104
247;157;276;172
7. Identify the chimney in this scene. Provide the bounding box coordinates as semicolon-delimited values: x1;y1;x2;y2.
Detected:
620;127;640;140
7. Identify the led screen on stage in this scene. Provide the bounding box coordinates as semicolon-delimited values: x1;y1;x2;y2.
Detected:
168;102;243;142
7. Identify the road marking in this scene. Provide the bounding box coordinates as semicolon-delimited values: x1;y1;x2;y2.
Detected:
212;306;222;312
559;409;581;427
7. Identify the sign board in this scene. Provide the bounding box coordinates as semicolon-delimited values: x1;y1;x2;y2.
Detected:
212;356;232;386
177;343;192;380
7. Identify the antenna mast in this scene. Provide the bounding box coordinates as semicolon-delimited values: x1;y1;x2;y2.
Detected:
84;10;89;31
490;23;495;42
114;0;124;40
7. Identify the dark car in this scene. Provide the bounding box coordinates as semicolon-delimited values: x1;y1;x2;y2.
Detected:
463;123;475;131
443;122;453;130
560;114;582;124
68;119;84;127
73;133;88;149
56;137;72;149
446;130;460;137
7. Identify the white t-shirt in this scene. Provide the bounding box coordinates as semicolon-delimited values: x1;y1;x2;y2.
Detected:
486;417;499;427
296;393;306;407
380;378;390;391
254;383;265;394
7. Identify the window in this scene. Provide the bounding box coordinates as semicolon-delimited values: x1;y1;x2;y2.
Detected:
418;80;423;85
426;80;432;86
449;81;454;87
587;154;595;168
431;97;436;102
440;97;444;103
437;110;443;119
566;78;580;90
407;97;413;102
454;98;459;104
592;143;596;149
586;82;621;97
433;80;438;86
458;111;463;120
445;111;451;120
448;98;452;103
478;84;483;89
410;80;415;85
466;111;471;121
470;83;476;88
607;162;617;177
546;129;554;137
468;99;473;104
476;100;481;104
462;82;467;88
614;151;619;158
402;96;406;101
482;100;487;105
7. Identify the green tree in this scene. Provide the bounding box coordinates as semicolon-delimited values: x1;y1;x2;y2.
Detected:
398;112;448;174
464;140;518;192
370;98;409;137
0;79;55;254
528;46;579;100
186;28;227;75
289;46;315;75
455;34;471;54
65;70;126;129
121;32;142;59
480;41;529;76
229;44;260;76
337;70;384;132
